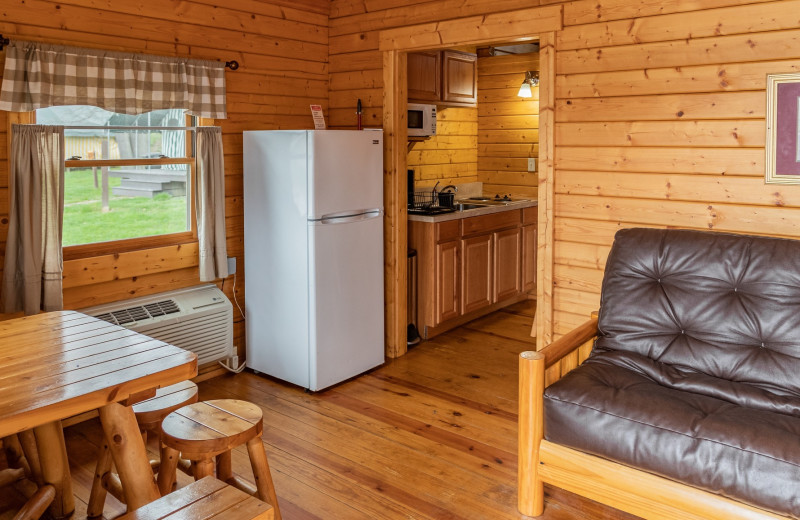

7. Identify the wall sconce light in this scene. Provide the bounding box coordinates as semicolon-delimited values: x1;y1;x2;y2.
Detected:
517;71;539;98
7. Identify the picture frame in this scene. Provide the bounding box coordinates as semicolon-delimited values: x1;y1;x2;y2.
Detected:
766;72;800;184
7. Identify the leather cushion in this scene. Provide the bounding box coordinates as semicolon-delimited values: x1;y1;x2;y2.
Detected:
544;352;800;517
596;228;800;408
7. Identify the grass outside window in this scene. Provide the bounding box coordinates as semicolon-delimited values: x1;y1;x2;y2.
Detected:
63;168;187;247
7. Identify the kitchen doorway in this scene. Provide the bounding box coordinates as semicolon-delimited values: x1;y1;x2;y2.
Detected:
380;7;562;357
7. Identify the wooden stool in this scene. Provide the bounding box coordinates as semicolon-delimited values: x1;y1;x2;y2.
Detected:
117;476;273;520
158;399;282;520
1;433;55;520
88;380;198;518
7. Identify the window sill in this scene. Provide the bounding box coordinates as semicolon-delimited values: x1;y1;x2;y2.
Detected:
63;231;197;261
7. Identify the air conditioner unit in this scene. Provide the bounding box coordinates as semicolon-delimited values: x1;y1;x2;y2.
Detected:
79;284;234;366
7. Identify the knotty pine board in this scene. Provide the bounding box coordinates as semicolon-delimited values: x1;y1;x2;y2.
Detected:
477;52;539;200
329;0;800;346
0;0;329;365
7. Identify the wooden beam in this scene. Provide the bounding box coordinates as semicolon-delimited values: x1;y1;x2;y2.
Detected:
518;351;545;516
378;5;562;52
382;49;408;358
538;440;786;520
535;32;556;349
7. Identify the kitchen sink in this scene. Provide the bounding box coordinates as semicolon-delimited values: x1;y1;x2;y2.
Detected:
459;197;531;206
455;203;487;211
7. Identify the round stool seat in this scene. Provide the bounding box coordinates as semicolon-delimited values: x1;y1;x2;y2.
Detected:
160;399;263;458
133;380;199;427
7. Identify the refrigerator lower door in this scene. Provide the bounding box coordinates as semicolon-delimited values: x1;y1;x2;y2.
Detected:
308;214;385;391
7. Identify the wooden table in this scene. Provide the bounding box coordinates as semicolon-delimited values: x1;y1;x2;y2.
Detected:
0;311;197;518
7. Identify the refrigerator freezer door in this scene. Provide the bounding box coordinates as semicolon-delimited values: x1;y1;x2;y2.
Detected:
308;214;385;391
308;130;383;220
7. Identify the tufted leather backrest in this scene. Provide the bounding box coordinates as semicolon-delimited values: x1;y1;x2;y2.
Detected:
595;228;800;399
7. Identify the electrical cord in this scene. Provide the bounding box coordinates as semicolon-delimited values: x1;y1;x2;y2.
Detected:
218;271;247;374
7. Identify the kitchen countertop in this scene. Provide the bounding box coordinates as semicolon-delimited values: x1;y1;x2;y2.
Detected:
407;199;538;223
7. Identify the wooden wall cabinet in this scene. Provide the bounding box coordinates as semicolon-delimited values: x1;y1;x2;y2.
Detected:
409;207;537;339
408;50;477;107
408;51;441;103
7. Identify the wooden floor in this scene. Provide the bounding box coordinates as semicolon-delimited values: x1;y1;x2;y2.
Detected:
9;300;639;519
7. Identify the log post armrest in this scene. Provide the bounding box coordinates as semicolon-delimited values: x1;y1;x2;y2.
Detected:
518;314;598;517
539;315;598;370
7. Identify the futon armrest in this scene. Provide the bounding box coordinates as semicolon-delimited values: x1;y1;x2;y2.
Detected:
539;316;598;369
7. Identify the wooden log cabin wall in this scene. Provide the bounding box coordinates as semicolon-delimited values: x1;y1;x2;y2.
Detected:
406;107;478;189
0;0;330;377
1;0;797;368
477;51;540;201
330;0;800;364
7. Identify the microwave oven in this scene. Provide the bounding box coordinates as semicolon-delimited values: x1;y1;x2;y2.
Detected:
408;103;437;137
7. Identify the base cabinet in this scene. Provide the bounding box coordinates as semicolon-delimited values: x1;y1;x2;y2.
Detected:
435;240;461;325
410;207;537;339
522;223;537;293
462;234;493;314
494;227;522;302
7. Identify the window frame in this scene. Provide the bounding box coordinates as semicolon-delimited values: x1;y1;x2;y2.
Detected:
13;110;208;260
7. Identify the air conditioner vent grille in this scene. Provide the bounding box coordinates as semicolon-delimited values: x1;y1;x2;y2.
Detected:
93;299;180;326
81;285;232;366
144;300;180;317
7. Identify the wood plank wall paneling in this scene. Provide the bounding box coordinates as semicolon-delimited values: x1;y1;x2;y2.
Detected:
331;0;800;368
548;0;800;383
477;52;540;200
0;0;794;372
0;0;329;368
407;107;478;188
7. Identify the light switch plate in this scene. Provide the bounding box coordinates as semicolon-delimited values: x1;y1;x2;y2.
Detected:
528;158;537;172
227;257;237;275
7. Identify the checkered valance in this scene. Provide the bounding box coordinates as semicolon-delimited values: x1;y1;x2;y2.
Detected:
0;40;227;118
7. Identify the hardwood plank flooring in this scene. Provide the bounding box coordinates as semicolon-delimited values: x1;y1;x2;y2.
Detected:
39;300;638;520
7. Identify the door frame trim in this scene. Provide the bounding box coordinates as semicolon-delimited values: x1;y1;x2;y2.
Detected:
380;6;562;357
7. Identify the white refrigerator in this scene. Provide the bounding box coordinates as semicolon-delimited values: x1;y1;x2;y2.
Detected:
243;130;385;391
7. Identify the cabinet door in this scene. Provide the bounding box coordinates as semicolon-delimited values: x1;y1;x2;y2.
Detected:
461;234;493;314
435;239;461;325
494;227;522;302
408;51;441;103
442;51;477;105
522;224;537;293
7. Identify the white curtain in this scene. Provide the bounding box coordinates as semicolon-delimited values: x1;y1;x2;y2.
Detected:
1;125;65;315
195;127;228;281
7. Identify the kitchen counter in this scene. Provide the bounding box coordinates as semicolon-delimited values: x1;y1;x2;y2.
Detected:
407;199;538;223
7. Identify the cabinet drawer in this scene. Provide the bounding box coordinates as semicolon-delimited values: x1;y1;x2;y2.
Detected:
522;206;537;225
462;210;521;236
436;219;461;242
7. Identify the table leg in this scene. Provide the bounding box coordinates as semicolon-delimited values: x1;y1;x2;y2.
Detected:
98;402;160;511
33;420;75;519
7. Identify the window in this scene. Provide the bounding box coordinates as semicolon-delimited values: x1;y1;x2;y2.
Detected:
35;106;196;250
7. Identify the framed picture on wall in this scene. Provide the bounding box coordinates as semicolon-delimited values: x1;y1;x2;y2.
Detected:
766;73;800;184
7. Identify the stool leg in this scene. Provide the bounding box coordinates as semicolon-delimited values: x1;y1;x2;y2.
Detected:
193;458;214;480
18;431;43;486
216;451;233;483
87;443;113;519
246;436;281;520
157;446;180;496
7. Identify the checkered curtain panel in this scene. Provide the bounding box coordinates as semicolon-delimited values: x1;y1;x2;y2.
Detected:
0;40;226;118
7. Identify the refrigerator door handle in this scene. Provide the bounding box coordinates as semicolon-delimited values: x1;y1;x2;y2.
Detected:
319;209;382;224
